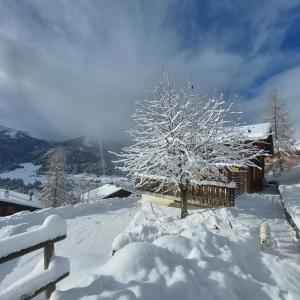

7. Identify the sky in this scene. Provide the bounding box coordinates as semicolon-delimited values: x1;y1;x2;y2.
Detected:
0;0;300;141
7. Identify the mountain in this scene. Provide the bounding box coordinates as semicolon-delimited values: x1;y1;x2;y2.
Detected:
38;136;124;175
0;126;124;176
0;126;50;171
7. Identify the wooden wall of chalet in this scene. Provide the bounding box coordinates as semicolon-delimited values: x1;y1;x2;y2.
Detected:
228;156;265;196
136;179;235;208
0;201;39;217
230;169;248;196
247;156;265;192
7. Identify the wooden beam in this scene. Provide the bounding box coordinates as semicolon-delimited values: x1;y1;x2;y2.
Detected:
44;242;55;299
0;235;66;264
22;272;69;300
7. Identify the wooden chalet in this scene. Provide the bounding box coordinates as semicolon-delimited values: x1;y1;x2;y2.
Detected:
228;123;273;196
137;123;274;208
0;197;41;216
82;183;132;201
295;142;300;156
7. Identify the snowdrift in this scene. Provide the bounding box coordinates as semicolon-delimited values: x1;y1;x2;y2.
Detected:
279;183;300;229
53;202;300;300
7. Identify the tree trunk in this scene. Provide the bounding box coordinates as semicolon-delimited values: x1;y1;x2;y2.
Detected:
179;184;188;219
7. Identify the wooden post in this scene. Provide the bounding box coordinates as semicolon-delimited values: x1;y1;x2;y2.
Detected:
149;201;155;215
180;184;188;219
230;188;235;207
44;242;55;299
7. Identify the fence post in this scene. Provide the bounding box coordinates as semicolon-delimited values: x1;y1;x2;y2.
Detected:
230;188;235;207
44;242;55;299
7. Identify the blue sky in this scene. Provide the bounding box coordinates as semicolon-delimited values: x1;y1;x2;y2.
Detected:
0;0;300;140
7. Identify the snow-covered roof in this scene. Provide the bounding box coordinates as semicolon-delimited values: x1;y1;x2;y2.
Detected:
0;189;42;209
82;184;128;201
239;123;271;140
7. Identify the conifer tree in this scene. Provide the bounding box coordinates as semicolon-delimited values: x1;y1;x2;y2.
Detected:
266;89;295;172
40;147;69;207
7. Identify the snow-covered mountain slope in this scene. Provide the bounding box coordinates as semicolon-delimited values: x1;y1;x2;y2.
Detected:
0;196;140;294
0;124;124;177
0;126;49;172
54;192;300;300
0;163;43;185
0;125;27;139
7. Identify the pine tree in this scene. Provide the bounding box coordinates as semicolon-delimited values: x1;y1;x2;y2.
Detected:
40;147;69;207
114;71;262;219
266;89;295;172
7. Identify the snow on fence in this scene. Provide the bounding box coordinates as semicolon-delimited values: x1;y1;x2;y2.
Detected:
284;209;300;239
0;215;69;300
137;178;235;207
278;186;300;240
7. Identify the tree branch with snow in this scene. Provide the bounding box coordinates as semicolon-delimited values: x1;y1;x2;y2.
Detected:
114;71;264;218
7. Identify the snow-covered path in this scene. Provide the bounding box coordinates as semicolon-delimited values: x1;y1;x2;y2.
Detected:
231;190;300;297
234;188;299;258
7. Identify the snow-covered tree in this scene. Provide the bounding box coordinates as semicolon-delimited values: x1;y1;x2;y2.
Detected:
40;147;69;207
114;71;263;218
266;89;295;172
71;176;95;203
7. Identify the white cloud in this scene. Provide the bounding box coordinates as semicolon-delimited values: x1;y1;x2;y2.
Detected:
0;0;299;140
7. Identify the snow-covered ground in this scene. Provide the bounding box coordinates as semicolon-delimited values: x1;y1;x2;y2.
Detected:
1;188;300;299
50;191;300;300
0;162;43;184
0;196;140;298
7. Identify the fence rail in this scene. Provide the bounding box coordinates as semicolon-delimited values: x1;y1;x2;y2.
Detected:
0;215;69;300
136;178;235;207
188;184;235;207
277;187;300;240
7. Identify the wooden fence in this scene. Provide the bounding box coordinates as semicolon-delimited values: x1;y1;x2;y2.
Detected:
0;215;69;300
136;178;235;207
187;184;235;207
